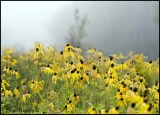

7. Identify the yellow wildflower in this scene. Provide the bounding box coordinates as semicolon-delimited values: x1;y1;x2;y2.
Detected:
14;87;20;98
87;107;97;114
127;103;136;114
1;80;10;90
10;59;17;66
69;93;80;105
99;109;109;114
83;72;89;84
46;46;54;52
49;103;55;111
34;42;44;58
64;100;74;113
22;94;26;103
4;89;13;97
52;73;58;84
109;106;119;114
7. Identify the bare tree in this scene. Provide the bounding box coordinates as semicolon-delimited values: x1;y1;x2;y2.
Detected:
66;9;89;51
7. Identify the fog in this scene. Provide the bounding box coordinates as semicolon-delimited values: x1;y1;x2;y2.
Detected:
1;1;159;59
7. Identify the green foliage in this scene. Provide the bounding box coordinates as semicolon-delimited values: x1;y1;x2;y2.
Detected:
1;43;159;114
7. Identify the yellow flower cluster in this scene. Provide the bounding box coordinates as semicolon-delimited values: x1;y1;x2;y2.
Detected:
1;42;159;114
29;80;44;93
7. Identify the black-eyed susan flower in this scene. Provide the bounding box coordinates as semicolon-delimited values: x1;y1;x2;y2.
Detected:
87;48;96;55
64;100;75;113
14;87;20;98
74;77;86;91
34;42;44;58
147;103;154;114
13;70;20;79
38;80;44;90
3;66;11;74
87;107;97;114
91;65;99;80
52;72;58;84
99;109;109;114
117;96;127;107
83;72;89;84
49;102;55;112
47;90;58;100
105;74;118;88
1;80;10;90
115;62;128;70
46;46;54;52
69;61;76;70
108;63;117;77
41;65;54;74
64;44;74;52
70;68;79;84
77;59;86;72
126;102;136;114
1;53;11;64
143;60;153;69
3;89;13;97
137;101;150;114
10;59;17;66
105;83;111;94
109;56;114;62
98;50;103;57
22;94;27;103
109;106;119;114
29;80;44;93
126;90;141;104
137;77;146;93
64;44;75;59
22;82;26;93
26;92;31;98
69;93;80;105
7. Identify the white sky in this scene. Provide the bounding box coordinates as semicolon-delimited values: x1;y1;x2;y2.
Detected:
1;1;73;51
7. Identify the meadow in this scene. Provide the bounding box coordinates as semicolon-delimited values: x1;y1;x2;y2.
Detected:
1;42;159;114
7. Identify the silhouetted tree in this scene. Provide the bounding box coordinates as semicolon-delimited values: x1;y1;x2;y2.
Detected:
66;9;89;51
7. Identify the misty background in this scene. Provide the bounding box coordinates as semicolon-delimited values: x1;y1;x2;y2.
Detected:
1;1;159;59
